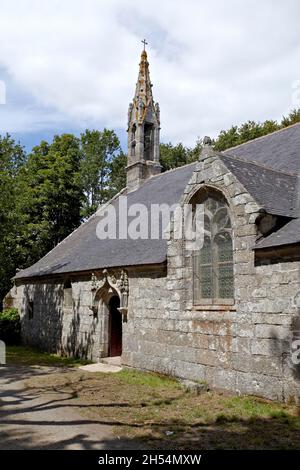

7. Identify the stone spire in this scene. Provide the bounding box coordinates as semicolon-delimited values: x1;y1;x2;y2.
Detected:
126;48;161;192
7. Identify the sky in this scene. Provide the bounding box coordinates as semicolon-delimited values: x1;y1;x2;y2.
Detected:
0;0;299;152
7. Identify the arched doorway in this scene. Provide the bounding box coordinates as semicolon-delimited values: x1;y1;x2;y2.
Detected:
108;296;122;357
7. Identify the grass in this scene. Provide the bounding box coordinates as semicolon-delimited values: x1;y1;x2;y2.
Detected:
6;345;92;367
6;346;300;449
118;368;179;388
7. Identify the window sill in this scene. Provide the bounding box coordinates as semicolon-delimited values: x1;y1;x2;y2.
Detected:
192;305;236;311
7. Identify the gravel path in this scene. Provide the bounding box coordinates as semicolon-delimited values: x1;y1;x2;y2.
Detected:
0;364;139;450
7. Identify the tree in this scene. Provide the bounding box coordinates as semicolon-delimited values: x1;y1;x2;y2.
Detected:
213;111;300;152
186;138;203;163
160;142;190;171
0;134;26;306
80;129;120;218
214;126;239;151
16;134;83;266
281;108;300;127
260;119;280;135
108;150;127;197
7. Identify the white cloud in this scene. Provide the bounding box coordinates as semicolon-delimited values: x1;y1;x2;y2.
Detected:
0;0;299;145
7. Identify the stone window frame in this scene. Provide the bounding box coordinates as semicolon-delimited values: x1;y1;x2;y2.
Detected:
27;300;34;319
190;187;235;307
63;279;73;309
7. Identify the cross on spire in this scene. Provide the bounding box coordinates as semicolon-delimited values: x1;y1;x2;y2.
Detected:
141;39;148;51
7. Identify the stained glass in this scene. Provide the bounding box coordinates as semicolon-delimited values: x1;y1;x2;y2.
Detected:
193;194;234;304
218;265;234;299
200;236;212;264
215;232;233;262
200;266;213;298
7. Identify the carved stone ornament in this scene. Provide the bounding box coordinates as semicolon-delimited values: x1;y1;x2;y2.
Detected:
91;272;98;291
89;269;129;320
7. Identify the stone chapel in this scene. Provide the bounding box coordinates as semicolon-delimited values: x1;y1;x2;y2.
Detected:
8;49;300;401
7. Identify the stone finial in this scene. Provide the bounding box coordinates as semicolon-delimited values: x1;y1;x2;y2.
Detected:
127;103;133;127
198;135;215;163
203;136;212;146
155;102;160;121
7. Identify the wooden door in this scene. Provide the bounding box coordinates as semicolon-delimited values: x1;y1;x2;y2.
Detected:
109;296;122;357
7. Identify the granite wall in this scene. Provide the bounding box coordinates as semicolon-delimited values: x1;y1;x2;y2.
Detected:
121;149;300;402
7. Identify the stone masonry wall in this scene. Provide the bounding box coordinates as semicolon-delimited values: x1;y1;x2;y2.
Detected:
16;269;168;365
123;149;300;402
16;276;107;361
122;268;171;372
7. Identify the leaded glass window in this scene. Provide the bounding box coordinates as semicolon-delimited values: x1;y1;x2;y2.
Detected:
193;193;234;305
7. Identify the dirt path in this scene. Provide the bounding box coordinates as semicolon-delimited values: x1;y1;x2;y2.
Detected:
0;364;139;450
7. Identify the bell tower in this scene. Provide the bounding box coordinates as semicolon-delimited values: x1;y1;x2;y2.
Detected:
126;42;161;191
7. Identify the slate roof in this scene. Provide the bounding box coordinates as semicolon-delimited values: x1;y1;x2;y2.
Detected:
223;123;300;173
15;124;300;280
255;218;300;249
15;163;195;279
219;153;299;217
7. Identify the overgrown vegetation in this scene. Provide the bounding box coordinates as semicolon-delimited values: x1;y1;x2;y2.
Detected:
0;308;20;344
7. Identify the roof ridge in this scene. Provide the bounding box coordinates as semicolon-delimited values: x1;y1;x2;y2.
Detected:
220;151;299;177
222;121;300;154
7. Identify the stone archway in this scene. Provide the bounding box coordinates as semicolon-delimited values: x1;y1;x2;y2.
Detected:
89;269;128;359
93;287;118;359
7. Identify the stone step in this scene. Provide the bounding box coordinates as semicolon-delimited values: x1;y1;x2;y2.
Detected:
100;356;122;366
79;362;122;373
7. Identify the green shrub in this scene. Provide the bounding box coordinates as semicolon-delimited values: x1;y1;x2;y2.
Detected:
0;308;21;345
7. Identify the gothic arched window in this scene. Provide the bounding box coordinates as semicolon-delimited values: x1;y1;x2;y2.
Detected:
144;123;154;160
193;191;234;305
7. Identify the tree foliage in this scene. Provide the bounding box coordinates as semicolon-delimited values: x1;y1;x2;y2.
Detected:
0;135;26;305
214;109;300;151
108;150;127;197
0;308;20;345
80;129;121;218
281;108;300;127
160;139;202;171
16;134;83;265
0;129;125;305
